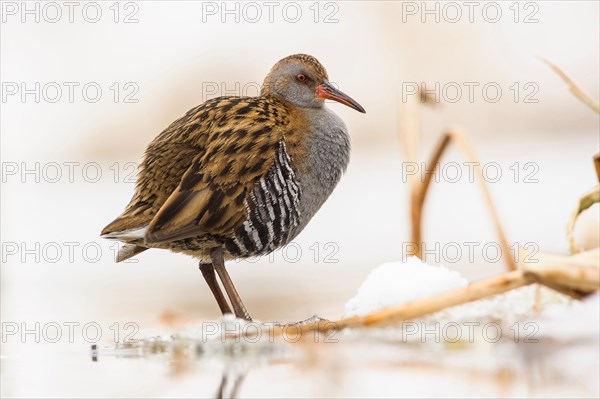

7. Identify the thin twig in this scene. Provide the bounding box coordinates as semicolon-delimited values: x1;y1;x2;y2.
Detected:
522;249;600;293
397;97;425;259
239;249;599;340
340;270;531;328
566;186;600;253
541;58;600;113
409;130;517;271
409;134;451;258
397;99;421;203
249;270;533;339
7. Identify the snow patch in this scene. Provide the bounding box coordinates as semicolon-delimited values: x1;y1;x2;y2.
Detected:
344;257;469;317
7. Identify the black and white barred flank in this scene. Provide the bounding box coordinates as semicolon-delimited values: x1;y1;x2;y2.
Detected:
224;141;301;257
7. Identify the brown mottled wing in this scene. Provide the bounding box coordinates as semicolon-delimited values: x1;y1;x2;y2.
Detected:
144;97;291;245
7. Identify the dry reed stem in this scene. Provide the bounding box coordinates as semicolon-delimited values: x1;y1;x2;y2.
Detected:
541;58;600;113
566;186;600;253
247;270;532;339
542;59;600;255
336;270;531;328
409;130;517;272
241;249;599;339
397;100;421;192
521;248;600;295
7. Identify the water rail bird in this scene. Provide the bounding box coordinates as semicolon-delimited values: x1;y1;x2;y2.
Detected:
101;54;366;320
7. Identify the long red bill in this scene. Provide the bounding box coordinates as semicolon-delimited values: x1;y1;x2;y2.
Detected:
316;81;366;113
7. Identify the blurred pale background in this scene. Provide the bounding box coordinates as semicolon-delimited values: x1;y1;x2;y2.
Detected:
1;1;599;397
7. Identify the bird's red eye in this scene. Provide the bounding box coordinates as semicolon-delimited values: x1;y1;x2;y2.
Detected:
296;74;306;82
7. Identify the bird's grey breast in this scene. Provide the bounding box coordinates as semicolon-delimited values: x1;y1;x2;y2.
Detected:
290;106;351;237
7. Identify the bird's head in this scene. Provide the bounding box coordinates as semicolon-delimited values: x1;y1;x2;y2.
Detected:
261;54;365;113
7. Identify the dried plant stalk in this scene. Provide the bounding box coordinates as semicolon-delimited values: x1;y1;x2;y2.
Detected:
339;270;531;328
407;129;517;272
407;133;449;260
397;100;421;193
541;60;600;254
566;186;600;253
541;58;600;113
253;271;533;338
521;248;600;293
249;272;530;338
246;249;599;339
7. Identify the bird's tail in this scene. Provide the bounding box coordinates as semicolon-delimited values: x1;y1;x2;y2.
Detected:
115;244;148;262
101;217;150;262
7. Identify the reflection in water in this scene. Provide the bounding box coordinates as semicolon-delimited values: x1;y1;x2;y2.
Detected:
217;363;248;399
87;305;599;399
91;332;286;398
90;339;250;398
91;344;98;362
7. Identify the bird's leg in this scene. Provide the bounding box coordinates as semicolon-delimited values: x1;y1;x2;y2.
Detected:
199;262;232;315
210;247;252;321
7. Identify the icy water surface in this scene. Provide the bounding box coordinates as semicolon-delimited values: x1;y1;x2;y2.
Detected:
2;140;598;397
4;317;598;398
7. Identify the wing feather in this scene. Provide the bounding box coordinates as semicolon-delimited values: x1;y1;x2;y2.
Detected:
143;97;294;245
